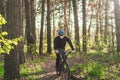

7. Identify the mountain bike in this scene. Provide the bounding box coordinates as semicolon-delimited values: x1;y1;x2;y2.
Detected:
57;49;71;80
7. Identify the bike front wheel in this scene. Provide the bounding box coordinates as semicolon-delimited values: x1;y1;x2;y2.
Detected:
61;61;70;80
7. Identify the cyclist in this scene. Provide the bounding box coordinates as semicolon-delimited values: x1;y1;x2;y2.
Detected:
54;29;75;75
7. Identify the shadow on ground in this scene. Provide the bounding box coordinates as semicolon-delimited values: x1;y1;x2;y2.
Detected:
37;74;59;80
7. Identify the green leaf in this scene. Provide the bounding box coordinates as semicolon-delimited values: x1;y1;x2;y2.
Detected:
12;41;18;45
0;48;4;53
0;14;7;26
1;31;8;36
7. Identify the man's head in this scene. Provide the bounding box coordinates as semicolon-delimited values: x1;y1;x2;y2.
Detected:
58;29;65;39
58;29;65;36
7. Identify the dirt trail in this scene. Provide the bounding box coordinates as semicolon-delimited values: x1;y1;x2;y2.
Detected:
37;58;70;80
35;54;82;80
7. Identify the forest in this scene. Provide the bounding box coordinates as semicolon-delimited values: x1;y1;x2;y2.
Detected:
0;0;120;80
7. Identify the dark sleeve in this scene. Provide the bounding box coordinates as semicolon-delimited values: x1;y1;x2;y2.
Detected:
54;37;57;50
66;37;74;50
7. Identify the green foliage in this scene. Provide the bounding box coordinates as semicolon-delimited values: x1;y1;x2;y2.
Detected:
71;61;107;79
0;14;22;54
86;61;106;77
0;62;4;78
71;51;120;80
0;15;6;26
50;53;56;58
27;44;36;54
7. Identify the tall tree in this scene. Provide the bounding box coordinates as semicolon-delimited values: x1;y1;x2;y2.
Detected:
39;0;45;55
104;0;108;45
19;0;25;64
47;0;51;53
82;0;87;53
30;0;36;54
25;0;36;60
72;0;80;52
111;16;114;52
4;0;22;79
63;0;70;37
25;0;31;58
53;0;55;37
113;0;120;53
95;1;100;47
64;0;67;34
0;0;5;15
88;4;94;47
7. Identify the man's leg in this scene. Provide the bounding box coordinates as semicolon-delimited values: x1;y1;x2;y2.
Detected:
56;53;60;75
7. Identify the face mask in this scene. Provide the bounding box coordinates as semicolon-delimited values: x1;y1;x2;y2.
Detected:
59;36;64;39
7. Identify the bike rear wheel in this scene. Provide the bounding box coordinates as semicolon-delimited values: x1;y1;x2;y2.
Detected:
61;61;70;80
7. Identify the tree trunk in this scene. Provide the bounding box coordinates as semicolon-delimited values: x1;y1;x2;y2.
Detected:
111;17;114;52
4;0;22;79
53;0;55;37
25;0;31;57
68;0;72;39
63;0;70;37
0;0;5;15
39;0;45;55
88;7;93;47
47;0;51;53
104;0;108;45
82;0;87;53
19;0;25;64
95;4;99;47
30;0;36;55
113;0;120;53
25;0;36;60
72;0;80;52
64;0;67;34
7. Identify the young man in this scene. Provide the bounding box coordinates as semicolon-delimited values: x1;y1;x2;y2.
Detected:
54;29;75;75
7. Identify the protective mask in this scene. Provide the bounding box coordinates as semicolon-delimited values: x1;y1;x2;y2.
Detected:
59;36;64;39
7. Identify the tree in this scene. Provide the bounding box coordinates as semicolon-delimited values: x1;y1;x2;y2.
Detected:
63;0;70;37
4;0;23;79
19;0;25;64
82;0;87;53
72;0;80;52
52;0;56;38
0;0;5;15
113;0;120;53
95;0;100;48
25;0;31;58
39;0;45;55
104;0;108;45
30;0;36;54
47;0;51;53
25;0;36;60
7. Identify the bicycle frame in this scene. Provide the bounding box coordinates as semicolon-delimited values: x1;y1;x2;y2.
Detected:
57;49;71;80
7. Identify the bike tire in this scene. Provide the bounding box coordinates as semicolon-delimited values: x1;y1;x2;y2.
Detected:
61;61;70;80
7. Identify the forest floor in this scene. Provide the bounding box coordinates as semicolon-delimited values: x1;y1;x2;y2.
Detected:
20;51;120;80
1;51;120;80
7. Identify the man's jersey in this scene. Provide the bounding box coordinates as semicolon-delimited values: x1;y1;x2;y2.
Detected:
54;36;74;50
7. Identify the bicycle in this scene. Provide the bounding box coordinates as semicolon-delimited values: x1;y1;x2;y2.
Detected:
56;49;71;80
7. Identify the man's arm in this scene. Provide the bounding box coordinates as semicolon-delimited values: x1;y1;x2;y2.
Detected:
54;37;59;54
66;37;74;50
54;37;57;50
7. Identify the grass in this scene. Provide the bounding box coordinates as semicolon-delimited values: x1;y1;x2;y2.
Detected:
0;62;4;79
20;60;45;79
0;58;46;79
20;63;45;77
70;51;120;80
